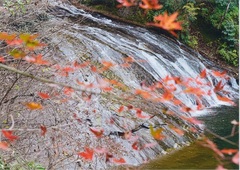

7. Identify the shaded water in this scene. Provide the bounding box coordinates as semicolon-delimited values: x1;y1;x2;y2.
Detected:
143;102;239;169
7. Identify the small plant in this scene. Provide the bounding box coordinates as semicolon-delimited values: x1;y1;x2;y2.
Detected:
3;0;31;15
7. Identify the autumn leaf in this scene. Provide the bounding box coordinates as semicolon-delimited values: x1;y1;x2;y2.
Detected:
0;141;9;150
25;102;43;110
181;116;202;125
201;138;224;158
112;157;126;164
211;70;227;78
147;12;182;37
6;38;23;46
94;147;107;154
78;147;94;161
90;127;104;138
132;141;140;150
214;81;224;92
40;125;47;136
117;0;136;8
221;149;238;155
170;126;184;136
117;105;125;113
63;87;74;95
24;55;49;65
2;130;19;141
135;108;152;119
217;95;234;105
232;152;239;165
184;87;205;96
38;92;50;99
135;89;152;99
200;69;207;79
19;33;45;50
0;32;16;41
9;49;26;59
149;125;165;140
139;0;162;10
0;56;5;63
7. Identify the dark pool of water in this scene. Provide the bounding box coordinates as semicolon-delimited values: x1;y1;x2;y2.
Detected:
142;102;239;169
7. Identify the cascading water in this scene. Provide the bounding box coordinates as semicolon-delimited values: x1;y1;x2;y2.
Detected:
2;1;238;169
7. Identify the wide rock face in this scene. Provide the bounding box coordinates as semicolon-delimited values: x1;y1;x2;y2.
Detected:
0;1;238;169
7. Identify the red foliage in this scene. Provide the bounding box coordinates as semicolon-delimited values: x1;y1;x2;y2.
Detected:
2;130;19;142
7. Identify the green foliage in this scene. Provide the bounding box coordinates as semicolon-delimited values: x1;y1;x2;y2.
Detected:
3;0;31;15
182;3;200;22
0;157;10;170
218;44;239;66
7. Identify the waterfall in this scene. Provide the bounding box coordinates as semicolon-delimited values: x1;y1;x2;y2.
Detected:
3;1;238;169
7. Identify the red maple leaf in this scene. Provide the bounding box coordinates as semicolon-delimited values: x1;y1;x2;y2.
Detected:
40;125;47;136
38;92;50;99
112;157;126;164
2;130;19;141
78;147;94;161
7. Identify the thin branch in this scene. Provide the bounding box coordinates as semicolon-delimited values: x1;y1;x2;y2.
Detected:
205;129;238;146
0;63;99;95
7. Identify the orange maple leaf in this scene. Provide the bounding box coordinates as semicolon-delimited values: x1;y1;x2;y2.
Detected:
25;102;43;110
148;12;182;37
139;0;162;10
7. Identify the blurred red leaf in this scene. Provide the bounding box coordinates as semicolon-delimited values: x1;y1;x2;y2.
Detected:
38;92;50;99
232;152;239;165
221;149;238;155
63;87;74;95
90;127;104;138
211;70;227;78
214;81;225;92
0;56;5;63
217;95;234;105
0;141;9;150
200;69;207;79
2;130;19;141
78;147;94;161
117;0;136;8
40;125;47;136
112;157;126;164
24;55;49;65
6;39;23;46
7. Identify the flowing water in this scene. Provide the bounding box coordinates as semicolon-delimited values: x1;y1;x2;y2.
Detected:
43;1;238;169
2;1;238;169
